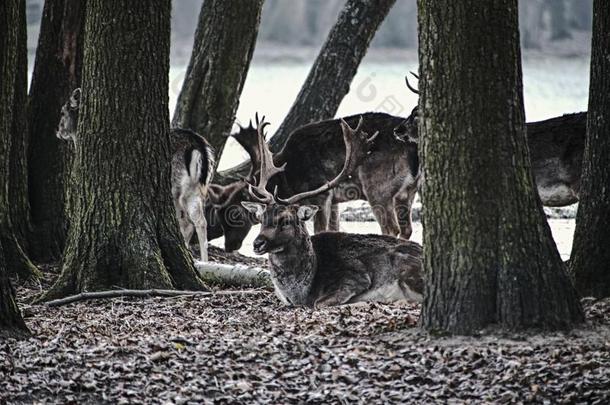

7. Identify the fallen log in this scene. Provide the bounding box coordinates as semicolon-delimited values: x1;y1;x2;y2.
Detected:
195;261;273;289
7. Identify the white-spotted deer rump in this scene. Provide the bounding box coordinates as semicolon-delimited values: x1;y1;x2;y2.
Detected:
170;128;215;262
242;117;423;308
56;88;215;261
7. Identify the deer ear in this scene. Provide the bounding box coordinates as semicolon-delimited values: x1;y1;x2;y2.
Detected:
241;202;266;220
297;205;319;221
70;88;81;108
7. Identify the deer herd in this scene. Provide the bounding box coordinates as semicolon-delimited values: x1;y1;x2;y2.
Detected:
56;76;585;308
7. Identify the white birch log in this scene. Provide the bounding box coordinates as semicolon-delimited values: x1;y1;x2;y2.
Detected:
195;261;273;289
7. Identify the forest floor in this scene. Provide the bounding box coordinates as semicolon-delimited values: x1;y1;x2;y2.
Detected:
2;249;609;404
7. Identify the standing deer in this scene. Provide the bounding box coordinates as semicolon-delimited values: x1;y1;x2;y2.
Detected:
241;117;423;308
207;112;421;254
394;73;586;206
56;88;215;261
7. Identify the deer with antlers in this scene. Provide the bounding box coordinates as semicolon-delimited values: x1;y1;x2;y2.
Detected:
241;117;423;307
394;72;586;206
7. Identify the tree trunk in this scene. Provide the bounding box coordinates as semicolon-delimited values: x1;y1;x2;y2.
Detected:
27;0;86;262
217;0;396;183
547;0;571;41
0;243;29;338
570;0;610;299
0;0;40;280
418;0;583;334
172;0;264;159
40;0;206;301
9;0;31;252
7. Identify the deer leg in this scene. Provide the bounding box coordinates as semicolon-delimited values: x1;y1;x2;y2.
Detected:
369;196;400;237
313;195;332;233
395;187;417;240
328;203;340;232
187;197;208;262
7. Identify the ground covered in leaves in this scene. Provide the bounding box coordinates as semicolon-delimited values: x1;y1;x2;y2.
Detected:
1;265;609;404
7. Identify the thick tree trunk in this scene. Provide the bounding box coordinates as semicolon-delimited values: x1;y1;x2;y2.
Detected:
27;0;86;262
0;0;40;280
40;0;206;301
172;0;264;159
418;0;583;334
570;1;610;299
9;0;31;252
217;0;396;183
0;244;29;338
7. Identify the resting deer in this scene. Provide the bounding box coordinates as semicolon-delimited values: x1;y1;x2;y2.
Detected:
241;117;423;308
393;73;586;207
56;88;215;261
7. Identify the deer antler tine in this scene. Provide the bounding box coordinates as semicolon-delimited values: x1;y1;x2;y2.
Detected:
405;75;420;95
410;71;419;79
279;117;375;205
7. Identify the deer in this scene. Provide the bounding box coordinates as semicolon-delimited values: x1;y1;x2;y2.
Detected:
206;111;422;255
241;117;424;308
56;88;216;261
393;73;586;207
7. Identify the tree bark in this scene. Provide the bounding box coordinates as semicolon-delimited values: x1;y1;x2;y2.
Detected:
217;0;397;183
418;0;583;334
0;0;40;280
27;0;86;262
172;0;264;159
40;0;206;302
9;0;31;252
570;0;610;299
0;243;29;338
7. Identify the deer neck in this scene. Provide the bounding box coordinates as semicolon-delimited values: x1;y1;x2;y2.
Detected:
268;233;317;306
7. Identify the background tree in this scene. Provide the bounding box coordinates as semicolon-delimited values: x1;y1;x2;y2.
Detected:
27;0;87;262
0;244;29;338
0;0;39;280
218;0;396;183
9;0;31;253
417;0;583;334
40;0;205;301
172;0;264;159
570;0;610;298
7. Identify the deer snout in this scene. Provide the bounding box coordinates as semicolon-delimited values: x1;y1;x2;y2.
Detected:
253;235;268;255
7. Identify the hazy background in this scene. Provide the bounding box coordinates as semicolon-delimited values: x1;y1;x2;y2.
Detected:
24;0;592;256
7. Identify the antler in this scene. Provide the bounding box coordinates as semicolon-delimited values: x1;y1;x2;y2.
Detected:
246;116;286;203
232;113;268;182
276;116;378;205
405;71;420;95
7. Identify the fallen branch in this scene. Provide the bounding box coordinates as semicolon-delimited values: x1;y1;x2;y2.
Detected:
45;289;266;307
195;262;273;289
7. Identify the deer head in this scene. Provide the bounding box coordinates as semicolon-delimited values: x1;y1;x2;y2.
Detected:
393;72;420;144
205;114;267;252
56;88;81;142
242;116;378;255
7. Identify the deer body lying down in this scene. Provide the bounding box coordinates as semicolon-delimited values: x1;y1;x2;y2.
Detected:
244;203;423;307
243;117;423;307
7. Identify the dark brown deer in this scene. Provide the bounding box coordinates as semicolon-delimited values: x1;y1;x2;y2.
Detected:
394;73;586;206
241;117;423;308
207;112;421;254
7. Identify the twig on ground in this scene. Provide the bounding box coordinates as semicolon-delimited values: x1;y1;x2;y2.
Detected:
45;289;267;307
